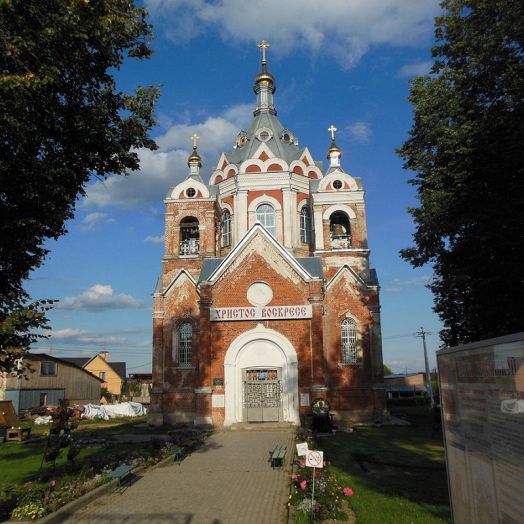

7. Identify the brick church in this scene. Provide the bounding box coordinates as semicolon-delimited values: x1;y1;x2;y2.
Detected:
149;42;385;428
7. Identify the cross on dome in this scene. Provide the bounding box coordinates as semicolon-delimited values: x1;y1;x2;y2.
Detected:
191;133;200;149
328;125;337;141
257;40;270;65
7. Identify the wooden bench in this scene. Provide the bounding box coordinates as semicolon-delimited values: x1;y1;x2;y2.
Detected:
107;464;133;489
269;445;287;468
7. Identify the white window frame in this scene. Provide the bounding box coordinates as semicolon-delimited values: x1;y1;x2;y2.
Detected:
221;210;232;247
256;203;276;236
173;322;193;368
341;318;358;365
300;207;311;243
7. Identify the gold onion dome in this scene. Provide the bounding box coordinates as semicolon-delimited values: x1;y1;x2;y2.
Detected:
326;140;341;159
326;124;341;159
254;39;276;93
187;146;202;167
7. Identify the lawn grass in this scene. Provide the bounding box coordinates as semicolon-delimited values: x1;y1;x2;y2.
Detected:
1;416;165;488
316;407;451;524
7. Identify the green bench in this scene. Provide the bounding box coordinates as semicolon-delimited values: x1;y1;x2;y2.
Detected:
107;464;133;488
269;445;287;468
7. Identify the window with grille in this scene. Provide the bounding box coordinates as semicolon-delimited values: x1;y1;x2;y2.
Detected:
221;210;232;247
341;318;358;364
40;361;57;376
300;207;311;243
175;323;193;368
256;203;275;236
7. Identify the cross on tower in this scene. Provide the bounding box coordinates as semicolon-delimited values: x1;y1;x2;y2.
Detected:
191;133;199;149
257;40;270;64
328;125;337;141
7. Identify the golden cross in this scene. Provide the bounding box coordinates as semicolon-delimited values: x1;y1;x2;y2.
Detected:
191;133;199;148
257;40;270;64
328;125;337;141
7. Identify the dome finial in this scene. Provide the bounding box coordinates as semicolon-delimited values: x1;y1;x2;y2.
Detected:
327;124;342;167
258;39;270;66
254;40;276;115
187;133;202;170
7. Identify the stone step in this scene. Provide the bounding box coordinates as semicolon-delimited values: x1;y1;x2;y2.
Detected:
226;421;297;431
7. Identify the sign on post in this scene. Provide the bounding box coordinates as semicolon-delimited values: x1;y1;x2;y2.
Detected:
296;442;309;457
306;450;324;468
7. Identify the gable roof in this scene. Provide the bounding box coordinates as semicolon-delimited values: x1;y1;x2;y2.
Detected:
202;224;320;284
61;355;127;380
27;354;104;382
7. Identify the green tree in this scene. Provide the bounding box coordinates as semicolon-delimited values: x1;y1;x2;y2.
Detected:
0;0;158;371
398;0;524;346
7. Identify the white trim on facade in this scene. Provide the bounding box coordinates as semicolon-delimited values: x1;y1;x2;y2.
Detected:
223;324;300;426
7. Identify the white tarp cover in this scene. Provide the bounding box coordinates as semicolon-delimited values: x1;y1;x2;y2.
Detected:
34;415;53;425
500;399;524;414
82;402;147;420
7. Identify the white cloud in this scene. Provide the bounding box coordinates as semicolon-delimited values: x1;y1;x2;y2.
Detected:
393;275;431;286
146;0;440;69
50;328;143;346
56;284;145;312
144;235;164;243
398;60;433;77
385;275;431;293
346;121;372;144
80;212;115;231
83;103;252;209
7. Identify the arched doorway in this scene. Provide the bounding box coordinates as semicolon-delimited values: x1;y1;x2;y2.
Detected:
223;325;299;426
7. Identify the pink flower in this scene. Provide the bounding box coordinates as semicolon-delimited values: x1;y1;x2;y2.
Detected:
343;487;354;497
50;480;56;488
299;480;307;491
291;474;298;480
314;504;321;513
299;460;305;467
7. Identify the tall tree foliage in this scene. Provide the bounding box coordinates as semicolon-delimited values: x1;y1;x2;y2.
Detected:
398;0;524;346
0;0;158;371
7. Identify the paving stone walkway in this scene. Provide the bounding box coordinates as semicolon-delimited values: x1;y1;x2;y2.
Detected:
68;428;295;524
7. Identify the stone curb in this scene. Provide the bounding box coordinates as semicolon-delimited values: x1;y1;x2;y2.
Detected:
10;453;180;524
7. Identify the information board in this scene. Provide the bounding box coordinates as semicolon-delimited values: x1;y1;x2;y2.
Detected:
437;333;524;524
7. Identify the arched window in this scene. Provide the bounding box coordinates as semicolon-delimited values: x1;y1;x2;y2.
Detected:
341;318;358;364
173;322;192;368
256;203;275;236
179;217;199;255
300;207;311;243
221;210;232;247
329;211;351;249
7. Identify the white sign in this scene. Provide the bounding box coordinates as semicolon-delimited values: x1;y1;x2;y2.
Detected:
296;443;309;457
300;393;310;407
210;305;312;322
306;450;324;468
211;394;225;408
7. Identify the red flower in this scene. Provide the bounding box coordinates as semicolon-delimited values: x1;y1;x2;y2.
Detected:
343;487;354;497
299;480;307;491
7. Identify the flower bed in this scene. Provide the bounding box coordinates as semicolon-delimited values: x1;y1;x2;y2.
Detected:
2;440;186;521
289;433;354;523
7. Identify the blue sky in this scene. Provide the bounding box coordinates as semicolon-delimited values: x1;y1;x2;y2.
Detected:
28;0;444;375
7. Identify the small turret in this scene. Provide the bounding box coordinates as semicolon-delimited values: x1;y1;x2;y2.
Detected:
188;133;202;176
326;125;342;168
254;40;276;116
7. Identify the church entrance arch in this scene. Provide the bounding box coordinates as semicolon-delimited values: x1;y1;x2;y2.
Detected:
224;325;299;426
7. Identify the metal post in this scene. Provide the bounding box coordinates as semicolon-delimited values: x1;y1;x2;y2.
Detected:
416;327;434;407
311;467;316;522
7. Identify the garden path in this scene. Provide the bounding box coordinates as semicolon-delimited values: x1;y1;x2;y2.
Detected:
67;428;295;524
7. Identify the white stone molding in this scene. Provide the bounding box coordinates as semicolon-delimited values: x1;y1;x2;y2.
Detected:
247;194;283;243
321;204;357;221
169;178;210;200
223;324;300;426
162;269;199;297
206;224;313;284
235;190;249;239
318;170;358;192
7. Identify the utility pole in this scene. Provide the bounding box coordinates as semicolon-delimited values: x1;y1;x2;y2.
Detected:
416;327;434;407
